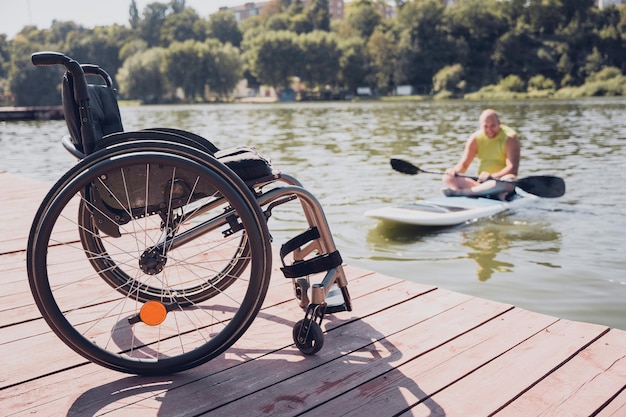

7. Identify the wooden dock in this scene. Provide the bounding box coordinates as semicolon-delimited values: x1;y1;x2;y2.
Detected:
0;106;64;121
1;171;624;416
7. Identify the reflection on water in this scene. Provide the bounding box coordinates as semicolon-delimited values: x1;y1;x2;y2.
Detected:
366;214;561;282
1;98;625;330
461;218;561;282
464;224;515;282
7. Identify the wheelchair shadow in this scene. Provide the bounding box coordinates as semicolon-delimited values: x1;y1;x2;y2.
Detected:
67;311;443;416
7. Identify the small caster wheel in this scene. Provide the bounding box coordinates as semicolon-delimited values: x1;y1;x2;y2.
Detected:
293;319;324;355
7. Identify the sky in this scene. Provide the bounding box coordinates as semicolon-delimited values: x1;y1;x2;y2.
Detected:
0;0;248;39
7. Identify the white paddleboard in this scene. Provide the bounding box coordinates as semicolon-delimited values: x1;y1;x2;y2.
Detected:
364;189;537;227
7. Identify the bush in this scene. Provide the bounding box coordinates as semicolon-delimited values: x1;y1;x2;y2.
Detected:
432;64;464;94
554;71;626;98
498;74;525;92
587;66;622;83
528;75;556;91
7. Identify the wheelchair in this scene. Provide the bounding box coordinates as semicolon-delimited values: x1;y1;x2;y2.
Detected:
27;52;352;375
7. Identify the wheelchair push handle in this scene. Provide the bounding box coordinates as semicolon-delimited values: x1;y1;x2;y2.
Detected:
32;52;89;100
31;51;97;155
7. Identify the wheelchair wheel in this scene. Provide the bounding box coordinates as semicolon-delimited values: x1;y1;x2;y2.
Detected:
27;149;271;375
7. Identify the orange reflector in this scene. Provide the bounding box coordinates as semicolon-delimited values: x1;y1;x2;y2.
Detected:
139;301;167;326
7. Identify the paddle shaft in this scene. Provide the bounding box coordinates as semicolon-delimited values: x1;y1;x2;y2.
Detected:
389;158;566;198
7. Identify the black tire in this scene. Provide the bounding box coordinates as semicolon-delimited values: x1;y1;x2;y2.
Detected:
27;148;271;375
293;319;324;355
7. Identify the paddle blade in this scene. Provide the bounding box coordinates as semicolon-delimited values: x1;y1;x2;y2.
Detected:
516;176;566;198
390;158;419;175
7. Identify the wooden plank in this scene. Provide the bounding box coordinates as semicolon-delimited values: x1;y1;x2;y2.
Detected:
399;319;609;416
68;284;455;416
594;387;626;417
303;307;557;417
0;172;50;254
496;328;626;416
0;270;425;413
165;294;511;416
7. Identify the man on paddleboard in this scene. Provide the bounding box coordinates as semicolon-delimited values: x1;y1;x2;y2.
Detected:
443;109;520;200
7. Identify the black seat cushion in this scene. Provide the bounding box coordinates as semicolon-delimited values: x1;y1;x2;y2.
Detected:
216;146;276;182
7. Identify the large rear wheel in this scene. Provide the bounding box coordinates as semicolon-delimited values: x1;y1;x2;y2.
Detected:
27;149;271;375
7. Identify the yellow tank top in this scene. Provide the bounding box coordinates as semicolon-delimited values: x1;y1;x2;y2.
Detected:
476;125;515;174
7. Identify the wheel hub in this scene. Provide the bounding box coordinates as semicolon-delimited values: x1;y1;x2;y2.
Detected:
139;248;167;275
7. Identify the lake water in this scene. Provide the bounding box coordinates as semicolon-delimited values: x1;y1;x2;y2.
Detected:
1;98;624;330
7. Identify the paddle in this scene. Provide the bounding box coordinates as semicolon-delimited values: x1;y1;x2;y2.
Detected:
390;158;566;198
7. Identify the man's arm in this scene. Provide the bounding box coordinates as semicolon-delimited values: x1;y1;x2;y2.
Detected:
491;134;520;178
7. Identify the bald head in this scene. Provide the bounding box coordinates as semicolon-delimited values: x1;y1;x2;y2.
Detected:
479;109;501;138
479;109;499;124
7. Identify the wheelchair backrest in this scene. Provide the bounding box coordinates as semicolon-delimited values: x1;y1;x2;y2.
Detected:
62;71;124;153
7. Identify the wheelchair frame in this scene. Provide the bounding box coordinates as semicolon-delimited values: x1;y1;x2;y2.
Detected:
27;51;352;375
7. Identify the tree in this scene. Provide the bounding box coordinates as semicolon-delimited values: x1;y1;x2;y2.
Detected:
117;47;168;102
432;64;465;95
164;40;207;100
344;0;383;39
307;0;331;31
525;0;563;35
205;40;245;97
338;37;373;93
119;39;148;62
445;0;509;88
299;31;341;88
138;2;170;47
491;25;543;79
0;34;10;80
207;10;243;47
160;8;202;44
367;27;397;93
8;37;62;106
129;0;140;30
244;30;303;88
395;0;457;88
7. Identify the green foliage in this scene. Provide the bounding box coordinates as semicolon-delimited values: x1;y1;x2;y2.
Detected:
2;0;626;104
160;8;203;44
587;66;622;82
338;37;373;93
207;11;243;47
138;3;170;47
395;0;458;88
164;40;207;100
528;74;556;91
243;30;303;88
432;64;465;94
205;41;245;97
498;74;525;92
299;31;341;88
554;70;626;98
116;47;168;103
307;0;331;31
0;34;9;80
367;28;397;93
9;38;62;106
344;0;383;39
